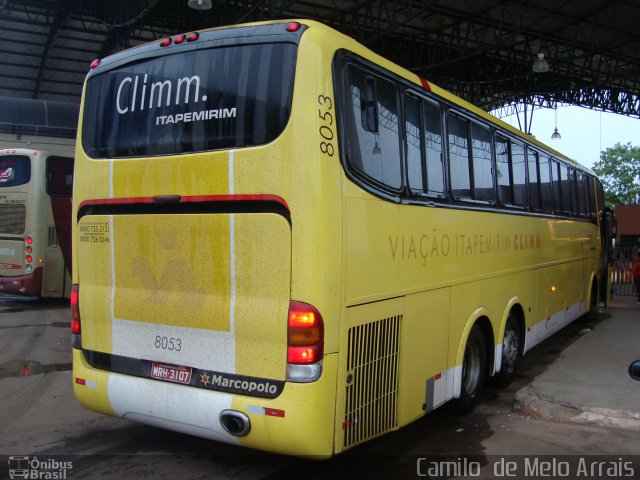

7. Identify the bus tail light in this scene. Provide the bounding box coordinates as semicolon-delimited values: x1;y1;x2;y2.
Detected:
24;237;33;272
286;301;324;382
71;284;82;347
160;32;198;48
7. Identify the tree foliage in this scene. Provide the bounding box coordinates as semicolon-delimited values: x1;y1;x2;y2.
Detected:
592;142;640;207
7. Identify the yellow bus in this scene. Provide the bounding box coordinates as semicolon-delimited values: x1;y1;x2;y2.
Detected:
0;148;73;298
71;20;607;457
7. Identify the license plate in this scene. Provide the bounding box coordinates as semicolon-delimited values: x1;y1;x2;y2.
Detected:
150;362;192;385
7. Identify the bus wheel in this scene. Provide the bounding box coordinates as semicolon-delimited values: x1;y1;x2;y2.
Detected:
493;313;521;387
451;324;486;413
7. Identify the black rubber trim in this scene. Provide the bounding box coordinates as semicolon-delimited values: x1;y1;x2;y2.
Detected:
77;199;291;225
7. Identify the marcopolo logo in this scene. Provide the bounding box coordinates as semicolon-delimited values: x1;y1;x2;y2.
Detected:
198;371;283;399
8;456;73;479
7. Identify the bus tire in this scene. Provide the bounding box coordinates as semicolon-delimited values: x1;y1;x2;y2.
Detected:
493;313;521;388
451;324;486;413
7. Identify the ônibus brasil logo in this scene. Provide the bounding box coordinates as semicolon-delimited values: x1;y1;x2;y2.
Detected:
8;456;73;479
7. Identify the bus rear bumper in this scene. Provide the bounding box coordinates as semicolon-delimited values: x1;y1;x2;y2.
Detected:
73;348;338;457
0;267;42;296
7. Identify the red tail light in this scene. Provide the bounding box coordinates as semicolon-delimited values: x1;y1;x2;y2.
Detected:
285;22;301;32
71;284;81;335
287;301;323;364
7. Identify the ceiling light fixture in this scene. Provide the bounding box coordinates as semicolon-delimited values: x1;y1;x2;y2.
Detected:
372;135;382;155
551;108;561;140
532;53;549;73
188;0;212;10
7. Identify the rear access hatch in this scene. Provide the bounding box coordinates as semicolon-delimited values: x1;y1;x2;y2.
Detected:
77;210;291;387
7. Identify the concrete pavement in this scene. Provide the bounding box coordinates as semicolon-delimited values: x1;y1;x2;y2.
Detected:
514;295;640;431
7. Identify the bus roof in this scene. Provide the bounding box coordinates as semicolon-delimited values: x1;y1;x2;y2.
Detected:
88;18;594;176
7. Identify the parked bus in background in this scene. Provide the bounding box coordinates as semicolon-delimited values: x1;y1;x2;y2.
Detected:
71;20;608;457
0;148;74;298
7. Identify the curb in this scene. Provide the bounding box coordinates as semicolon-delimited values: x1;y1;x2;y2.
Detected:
514;387;640;431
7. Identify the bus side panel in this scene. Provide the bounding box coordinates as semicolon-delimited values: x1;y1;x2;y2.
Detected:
398;288;451;424
344;194;400;303
531;261;586;346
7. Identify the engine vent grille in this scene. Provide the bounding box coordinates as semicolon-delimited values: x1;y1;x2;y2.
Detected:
0;204;26;234
343;315;401;448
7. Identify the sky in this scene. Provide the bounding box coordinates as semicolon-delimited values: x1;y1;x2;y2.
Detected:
493;105;640;171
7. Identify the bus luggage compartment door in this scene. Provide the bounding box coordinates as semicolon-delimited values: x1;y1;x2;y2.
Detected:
76;212;291;382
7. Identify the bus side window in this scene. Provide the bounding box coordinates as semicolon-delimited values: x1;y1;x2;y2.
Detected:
571;168;579;216
551;159;562;214
512;142;527;207
539;155;553;212
471;122;493;202
404;95;424;193
527;149;541;210
495;135;512;204
405;95;444;197
46;156;74;198
596;179;605;217
423;102;444;195
345;66;401;190
559;163;572;215
587;175;597;219
447;113;471;199
576;171;587;217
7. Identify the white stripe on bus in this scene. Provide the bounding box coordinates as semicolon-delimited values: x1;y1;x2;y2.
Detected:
229;150;236;336
112;318;236;372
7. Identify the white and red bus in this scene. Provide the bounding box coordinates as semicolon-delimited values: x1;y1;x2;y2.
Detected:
0;148;73;298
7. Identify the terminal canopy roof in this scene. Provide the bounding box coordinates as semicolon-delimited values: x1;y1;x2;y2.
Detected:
0;0;638;118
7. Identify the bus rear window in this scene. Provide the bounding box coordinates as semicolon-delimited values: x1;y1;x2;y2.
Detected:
0;155;31;187
82;43;297;158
